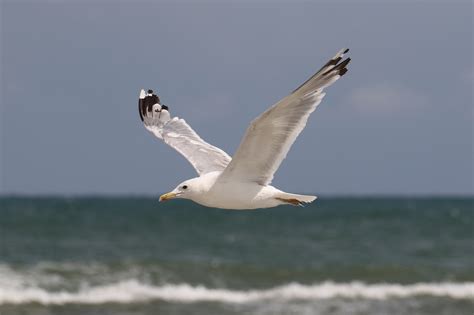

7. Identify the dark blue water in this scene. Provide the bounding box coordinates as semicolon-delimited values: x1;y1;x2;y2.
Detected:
0;197;473;315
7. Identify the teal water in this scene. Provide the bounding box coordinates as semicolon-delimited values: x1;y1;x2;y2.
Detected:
0;197;473;315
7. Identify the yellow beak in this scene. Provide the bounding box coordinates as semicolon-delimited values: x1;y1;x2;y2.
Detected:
159;192;177;202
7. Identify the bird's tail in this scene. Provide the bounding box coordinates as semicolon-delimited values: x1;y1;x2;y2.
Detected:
275;193;317;206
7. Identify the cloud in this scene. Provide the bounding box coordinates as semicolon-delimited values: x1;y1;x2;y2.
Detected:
349;82;428;114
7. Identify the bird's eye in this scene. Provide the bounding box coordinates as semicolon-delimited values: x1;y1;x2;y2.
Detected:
182;185;188;190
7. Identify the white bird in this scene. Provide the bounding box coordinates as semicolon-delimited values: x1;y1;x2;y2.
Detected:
139;48;350;210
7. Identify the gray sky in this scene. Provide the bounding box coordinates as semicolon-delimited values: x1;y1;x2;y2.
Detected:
1;1;472;196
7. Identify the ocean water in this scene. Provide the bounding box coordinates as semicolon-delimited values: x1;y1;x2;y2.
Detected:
0;197;472;315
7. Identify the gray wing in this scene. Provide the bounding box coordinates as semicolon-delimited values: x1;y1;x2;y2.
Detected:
219;49;351;185
139;90;231;176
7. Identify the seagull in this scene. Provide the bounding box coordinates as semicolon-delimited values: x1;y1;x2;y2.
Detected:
139;48;350;210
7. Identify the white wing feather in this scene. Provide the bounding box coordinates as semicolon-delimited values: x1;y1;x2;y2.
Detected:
139;90;231;176
219;49;351;185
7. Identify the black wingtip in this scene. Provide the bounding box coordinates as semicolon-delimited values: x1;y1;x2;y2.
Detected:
291;49;351;94
337;57;351;76
322;57;351;76
139;89;162;121
313;49;350;77
340;57;351;68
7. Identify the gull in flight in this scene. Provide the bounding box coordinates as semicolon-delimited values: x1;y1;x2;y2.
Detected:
139;49;350;210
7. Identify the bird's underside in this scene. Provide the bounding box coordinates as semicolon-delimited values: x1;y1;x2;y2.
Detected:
138;48;351;209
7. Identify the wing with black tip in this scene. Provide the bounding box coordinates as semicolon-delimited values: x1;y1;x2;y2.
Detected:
139;90;231;176
219;49;351;185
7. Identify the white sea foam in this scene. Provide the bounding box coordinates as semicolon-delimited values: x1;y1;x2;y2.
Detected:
1;263;473;305
1;280;473;305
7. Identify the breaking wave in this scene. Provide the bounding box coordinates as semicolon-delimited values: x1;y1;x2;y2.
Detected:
1;280;473;305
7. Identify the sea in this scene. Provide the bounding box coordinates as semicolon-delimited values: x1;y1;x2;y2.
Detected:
0;197;472;315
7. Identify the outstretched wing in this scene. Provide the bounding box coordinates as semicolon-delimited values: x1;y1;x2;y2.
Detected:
219;49;351;185
139;89;231;176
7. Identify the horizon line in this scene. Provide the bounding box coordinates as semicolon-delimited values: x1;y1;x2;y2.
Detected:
0;193;473;199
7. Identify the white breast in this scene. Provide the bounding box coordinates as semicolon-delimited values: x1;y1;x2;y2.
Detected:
191;175;283;210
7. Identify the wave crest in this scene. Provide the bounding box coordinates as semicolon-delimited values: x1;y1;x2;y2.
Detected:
1;280;473;305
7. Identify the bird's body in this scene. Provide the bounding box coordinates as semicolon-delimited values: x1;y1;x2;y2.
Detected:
186;172;278;210
138;49;351;210
176;171;314;210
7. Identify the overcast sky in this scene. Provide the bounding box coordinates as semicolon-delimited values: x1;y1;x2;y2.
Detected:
1;1;472;196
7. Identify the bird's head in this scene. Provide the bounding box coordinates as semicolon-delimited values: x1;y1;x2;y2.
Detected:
159;178;200;202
